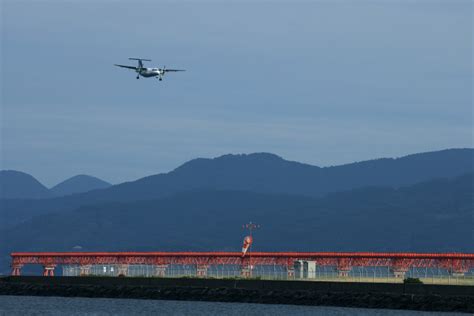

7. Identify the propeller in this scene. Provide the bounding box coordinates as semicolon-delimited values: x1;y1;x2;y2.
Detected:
159;65;165;80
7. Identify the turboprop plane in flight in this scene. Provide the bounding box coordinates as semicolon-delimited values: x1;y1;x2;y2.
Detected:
114;58;185;81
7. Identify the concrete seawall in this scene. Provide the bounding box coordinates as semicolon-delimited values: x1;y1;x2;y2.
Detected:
1;276;473;313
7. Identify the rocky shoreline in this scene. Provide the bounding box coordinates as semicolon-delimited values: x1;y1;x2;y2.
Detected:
1;280;473;313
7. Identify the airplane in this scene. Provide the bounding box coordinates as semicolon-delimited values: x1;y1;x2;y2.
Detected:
114;58;185;81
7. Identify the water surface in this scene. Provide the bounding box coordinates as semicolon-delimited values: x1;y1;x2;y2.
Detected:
0;295;463;316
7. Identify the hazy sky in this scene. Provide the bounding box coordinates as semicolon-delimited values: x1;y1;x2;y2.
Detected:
1;0;472;186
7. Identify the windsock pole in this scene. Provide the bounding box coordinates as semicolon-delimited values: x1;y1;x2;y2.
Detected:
242;222;260;276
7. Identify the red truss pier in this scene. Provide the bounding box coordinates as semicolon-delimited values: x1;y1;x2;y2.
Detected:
11;252;474;278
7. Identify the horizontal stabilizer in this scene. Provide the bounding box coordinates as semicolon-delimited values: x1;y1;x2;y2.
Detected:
129;58;152;61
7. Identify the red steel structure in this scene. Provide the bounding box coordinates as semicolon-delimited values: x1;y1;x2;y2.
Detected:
11;251;474;278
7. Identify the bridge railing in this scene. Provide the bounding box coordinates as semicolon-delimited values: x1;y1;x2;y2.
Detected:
56;264;474;285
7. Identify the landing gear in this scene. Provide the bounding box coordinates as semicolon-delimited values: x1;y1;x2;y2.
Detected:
159;78;162;81
136;76;139;79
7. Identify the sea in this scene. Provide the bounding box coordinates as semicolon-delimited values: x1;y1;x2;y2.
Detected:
0;296;464;316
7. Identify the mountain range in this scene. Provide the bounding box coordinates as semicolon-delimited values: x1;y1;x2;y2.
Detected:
65;148;474;202
1;149;472;232
2;148;472;202
0;148;473;274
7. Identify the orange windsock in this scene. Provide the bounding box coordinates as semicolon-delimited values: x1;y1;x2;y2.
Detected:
242;235;253;257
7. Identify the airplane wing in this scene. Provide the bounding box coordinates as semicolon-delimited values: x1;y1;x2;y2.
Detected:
164;69;185;72
114;64;138;70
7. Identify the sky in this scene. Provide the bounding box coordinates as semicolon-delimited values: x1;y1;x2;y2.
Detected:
1;0;472;187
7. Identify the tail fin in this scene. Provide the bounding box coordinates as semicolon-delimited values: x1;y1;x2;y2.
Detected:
129;58;151;69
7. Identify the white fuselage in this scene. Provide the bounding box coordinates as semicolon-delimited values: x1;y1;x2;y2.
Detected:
137;68;163;78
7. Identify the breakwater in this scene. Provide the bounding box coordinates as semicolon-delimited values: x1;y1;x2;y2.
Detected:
1;276;473;313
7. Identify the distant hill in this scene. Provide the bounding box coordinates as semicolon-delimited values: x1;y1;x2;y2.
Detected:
1;173;471;273
0;170;51;199
1;148;473;231
55;148;474;201
0;171;110;200
50;175;111;197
